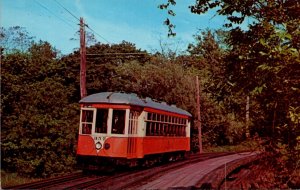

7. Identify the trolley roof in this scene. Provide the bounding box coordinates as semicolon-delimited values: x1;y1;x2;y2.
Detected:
80;92;192;117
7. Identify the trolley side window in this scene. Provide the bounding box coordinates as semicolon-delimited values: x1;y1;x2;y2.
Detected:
112;110;126;134
146;112;187;137
95;109;108;133
81;109;94;134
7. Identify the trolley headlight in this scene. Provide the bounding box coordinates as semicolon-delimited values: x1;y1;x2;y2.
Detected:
95;142;102;150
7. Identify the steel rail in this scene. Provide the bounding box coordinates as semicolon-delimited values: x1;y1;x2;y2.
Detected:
88;152;236;189
3;152;237;189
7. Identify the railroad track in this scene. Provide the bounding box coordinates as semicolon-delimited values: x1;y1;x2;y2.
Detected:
196;152;260;189
79;152;236;189
130;152;260;189
3;152;257;189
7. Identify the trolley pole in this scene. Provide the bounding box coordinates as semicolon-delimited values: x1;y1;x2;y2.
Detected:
80;17;87;99
196;76;203;153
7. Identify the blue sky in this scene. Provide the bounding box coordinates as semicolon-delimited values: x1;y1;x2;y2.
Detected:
1;0;227;55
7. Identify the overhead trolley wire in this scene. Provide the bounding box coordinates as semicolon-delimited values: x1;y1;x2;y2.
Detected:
49;0;145;54
33;0;77;30
52;0;111;44
87;52;147;56
32;0;123;55
85;25;111;44
53;0;80;22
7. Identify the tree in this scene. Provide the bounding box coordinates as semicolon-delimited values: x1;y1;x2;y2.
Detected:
61;41;150;98
0;26;34;54
188;29;246;143
188;30;227;98
1;40;78;177
70;30;97;50
159;0;300;187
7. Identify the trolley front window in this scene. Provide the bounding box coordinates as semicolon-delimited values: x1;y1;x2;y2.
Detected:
95;109;108;133
81;109;94;134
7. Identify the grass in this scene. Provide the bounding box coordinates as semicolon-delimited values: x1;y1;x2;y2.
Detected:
203;139;262;153
0;170;41;188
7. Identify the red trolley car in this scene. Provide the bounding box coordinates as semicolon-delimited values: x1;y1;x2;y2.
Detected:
77;92;191;169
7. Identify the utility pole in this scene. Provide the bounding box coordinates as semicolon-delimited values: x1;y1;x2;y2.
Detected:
196;76;203;153
246;96;250;138
80;17;87;99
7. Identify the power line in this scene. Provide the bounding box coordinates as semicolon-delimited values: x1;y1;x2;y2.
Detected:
87;53;147;56
53;0;80;22
52;0;110;44
33;0;76;30
85;25;110;44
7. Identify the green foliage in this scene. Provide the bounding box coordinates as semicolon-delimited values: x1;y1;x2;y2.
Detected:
112;58;243;151
1;36;152;178
113;60;197;110
159;1;299;187
0;26;35;54
184;0;300;187
61;41;150;97
2;6;298;186
289;106;300;124
1;40;78;177
188;30;228;101
158;0;177;37
204;139;261;153
187;29;247;147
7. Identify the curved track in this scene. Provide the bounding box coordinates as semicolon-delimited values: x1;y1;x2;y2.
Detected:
3;152;259;189
137;152;259;189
